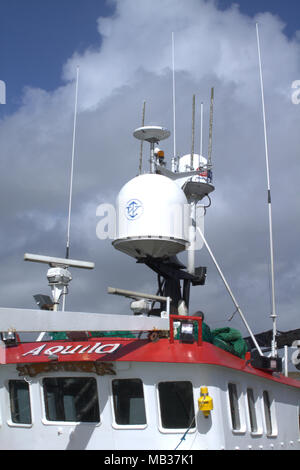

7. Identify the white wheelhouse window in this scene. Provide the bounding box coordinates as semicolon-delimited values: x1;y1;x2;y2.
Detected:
8;380;32;425
157;381;195;431
42;377;100;423
111;378;147;427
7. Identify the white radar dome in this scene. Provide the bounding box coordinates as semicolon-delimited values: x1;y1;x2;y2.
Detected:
113;174;189;259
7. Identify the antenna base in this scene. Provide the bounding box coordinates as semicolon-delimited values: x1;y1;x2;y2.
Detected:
47;267;72;306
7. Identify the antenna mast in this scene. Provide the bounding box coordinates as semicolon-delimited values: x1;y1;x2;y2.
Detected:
200;101;203;156
208;87;214;168
138;100;146;174
256;23;277;357
172;32;177;170
190;94;195;169
66;65;80;260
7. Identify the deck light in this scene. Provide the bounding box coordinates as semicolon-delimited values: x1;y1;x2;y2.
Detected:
1;331;17;346
179;321;194;344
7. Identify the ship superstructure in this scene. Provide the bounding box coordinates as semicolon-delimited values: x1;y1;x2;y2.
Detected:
0;118;299;451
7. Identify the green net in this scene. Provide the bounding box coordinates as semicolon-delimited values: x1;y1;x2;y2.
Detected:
174;322;248;359
49;331;136;340
89;331;136;338
49;324;248;359
49;332;68;340
211;327;248;359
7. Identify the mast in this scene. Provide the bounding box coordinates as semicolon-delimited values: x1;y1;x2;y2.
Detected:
63;65;80;312
187;94;196;275
207;87;214;168
172;32;177;166
256;23;277;358
190;94;195;170
138;100;146;175
200;101;203;156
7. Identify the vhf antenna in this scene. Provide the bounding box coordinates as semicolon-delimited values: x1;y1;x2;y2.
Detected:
190;94;196;170
138;100;146;175
200;101;203;156
208;87;214;168
24;66;94;337
256;23;277;358
172;32;177;168
66;65;80;260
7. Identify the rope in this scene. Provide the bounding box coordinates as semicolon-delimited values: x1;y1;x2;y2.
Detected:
174;414;196;450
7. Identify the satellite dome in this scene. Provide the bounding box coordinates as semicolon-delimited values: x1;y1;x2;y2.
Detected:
113;173;189;259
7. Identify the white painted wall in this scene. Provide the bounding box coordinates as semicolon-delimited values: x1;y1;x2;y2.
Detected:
0;362;299;450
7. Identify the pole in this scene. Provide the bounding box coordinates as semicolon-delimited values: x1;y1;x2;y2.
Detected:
150;141;155;173
66;65;80;260
172;32;177;161
256;23;277;357
138;101;146;174
188;199;196;275
284;345;288;377
197;226;264;356
200;101;203;156
208;87;214;168
190;94;195;169
64;66;79;312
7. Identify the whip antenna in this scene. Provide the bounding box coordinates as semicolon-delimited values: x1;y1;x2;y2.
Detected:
138;100;146;174
190;94;195;169
66;65;79;260
172;32;177;162
256;22;277;357
200;101;203;156
208;87;214;167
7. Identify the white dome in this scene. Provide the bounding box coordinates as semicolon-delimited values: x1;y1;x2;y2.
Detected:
113;173;189;259
176;153;208;190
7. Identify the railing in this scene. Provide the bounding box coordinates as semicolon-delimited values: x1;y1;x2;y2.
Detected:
169;314;203;347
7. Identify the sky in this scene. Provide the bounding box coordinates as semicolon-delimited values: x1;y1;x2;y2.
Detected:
0;0;300;348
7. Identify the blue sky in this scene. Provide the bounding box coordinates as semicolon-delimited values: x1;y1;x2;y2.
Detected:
1;0;300;116
0;0;113;114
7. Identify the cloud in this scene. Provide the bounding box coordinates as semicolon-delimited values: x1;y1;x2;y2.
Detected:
1;0;300;339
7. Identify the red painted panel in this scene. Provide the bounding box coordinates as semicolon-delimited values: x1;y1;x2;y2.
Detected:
1;337;300;389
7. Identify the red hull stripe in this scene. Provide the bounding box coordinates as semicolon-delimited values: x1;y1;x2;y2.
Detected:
1;338;299;389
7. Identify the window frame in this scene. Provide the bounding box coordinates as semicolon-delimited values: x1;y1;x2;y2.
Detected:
40;375;101;426
246;387;263;436
227;382;246;434
6;379;33;428
156;380;196;434
262;389;277;437
110;378;148;430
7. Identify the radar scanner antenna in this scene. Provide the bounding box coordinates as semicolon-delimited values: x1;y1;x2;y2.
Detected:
256;23;277;358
